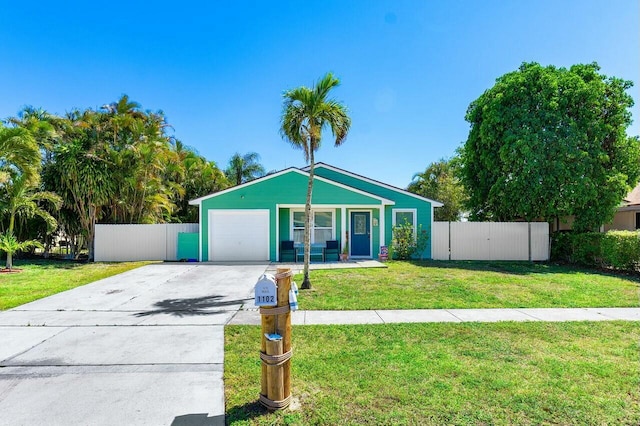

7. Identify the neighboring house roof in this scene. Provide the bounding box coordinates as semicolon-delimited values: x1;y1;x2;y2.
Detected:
615;183;640;212
302;163;444;207
623;183;640;206
188;167;395;205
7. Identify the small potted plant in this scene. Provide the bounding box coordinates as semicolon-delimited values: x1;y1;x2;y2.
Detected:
340;245;349;262
340;231;349;261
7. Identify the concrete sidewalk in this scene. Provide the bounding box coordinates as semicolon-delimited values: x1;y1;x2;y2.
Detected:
228;307;640;325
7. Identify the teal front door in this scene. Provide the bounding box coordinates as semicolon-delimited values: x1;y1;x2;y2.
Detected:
350;211;371;257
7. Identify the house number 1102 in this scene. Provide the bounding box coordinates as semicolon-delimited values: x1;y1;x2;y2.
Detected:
254;274;278;306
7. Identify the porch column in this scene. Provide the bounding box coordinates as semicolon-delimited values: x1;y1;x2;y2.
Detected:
341;207;347;252
379;206;385;247
198;203;203;262
275;204;280;261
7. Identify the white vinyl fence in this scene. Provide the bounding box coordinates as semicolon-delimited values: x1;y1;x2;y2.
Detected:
432;222;549;261
95;223;199;262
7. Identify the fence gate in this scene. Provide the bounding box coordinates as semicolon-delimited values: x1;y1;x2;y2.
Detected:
432;222;549;261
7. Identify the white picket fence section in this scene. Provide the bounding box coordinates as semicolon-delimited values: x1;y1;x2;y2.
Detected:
432;222;549;261
95;223;199;262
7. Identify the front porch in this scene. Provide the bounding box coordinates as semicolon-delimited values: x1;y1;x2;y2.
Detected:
267;259;387;274
276;204;388;262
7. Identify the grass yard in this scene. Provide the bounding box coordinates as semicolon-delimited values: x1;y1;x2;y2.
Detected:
296;261;640;310
225;322;640;425
0;259;152;310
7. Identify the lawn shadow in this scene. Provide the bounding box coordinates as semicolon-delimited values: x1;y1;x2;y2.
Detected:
171;413;225;425
408;260;640;282
225;400;271;424
134;294;252;317
11;258;87;270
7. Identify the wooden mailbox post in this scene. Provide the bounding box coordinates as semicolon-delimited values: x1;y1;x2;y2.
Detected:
255;268;293;410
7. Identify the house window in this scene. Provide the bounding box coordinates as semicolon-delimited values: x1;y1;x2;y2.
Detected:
292;210;334;244
636;212;640;230
293;211;306;243
392;209;417;235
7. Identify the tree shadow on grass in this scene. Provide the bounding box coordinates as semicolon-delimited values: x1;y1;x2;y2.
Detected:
225;401;270;424
134;295;252;317
407;260;640;282
10;259;87;270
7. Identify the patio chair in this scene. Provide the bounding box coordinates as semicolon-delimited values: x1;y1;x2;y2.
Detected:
324;240;340;262
280;240;296;262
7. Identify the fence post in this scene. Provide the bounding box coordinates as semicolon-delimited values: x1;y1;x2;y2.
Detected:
528;222;532;262
448;221;452;260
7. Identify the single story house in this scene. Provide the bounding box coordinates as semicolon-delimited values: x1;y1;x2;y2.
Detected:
603;183;640;231
188;163;443;262
553;183;640;232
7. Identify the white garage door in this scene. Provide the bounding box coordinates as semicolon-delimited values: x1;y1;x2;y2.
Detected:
208;210;270;261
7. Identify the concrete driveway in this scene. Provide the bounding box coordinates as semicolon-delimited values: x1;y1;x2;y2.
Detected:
0;263;268;426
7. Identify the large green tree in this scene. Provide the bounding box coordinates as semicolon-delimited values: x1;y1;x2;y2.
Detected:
43;131;114;261
460;62;640;231
280;72;351;289
408;157;467;221
225;152;266;186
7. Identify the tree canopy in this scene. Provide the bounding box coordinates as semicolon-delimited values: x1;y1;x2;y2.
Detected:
3;96;231;260
408;157;467;221
225;152;265;186
0;124;40;185
460;62;640;231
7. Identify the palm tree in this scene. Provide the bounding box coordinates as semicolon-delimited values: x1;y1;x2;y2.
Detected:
0;232;42;271
280;72;351;289
0;171;60;269
173;145;229;222
0;124;40;185
7;106;60;153
225;152;266;186
408;158;467;222
1;173;62;237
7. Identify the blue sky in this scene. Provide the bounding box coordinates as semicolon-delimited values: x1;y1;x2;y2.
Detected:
1;1;638;188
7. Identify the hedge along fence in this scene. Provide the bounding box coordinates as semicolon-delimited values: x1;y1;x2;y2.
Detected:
551;230;640;271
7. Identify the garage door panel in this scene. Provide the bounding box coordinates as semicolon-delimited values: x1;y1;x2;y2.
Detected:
208;210;269;261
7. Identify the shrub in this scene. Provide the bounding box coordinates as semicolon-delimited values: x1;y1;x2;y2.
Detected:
601;231;640;270
389;221;430;260
551;230;640;271
570;232;604;267
550;231;573;262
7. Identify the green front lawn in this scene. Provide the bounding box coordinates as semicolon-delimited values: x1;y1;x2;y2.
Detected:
225;322;640;425
0;259;152;310
296;261;640;310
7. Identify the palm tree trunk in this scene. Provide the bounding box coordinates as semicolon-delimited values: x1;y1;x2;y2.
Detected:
301;148;315;289
8;207;16;235
6;208;16;270
88;205;96;261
